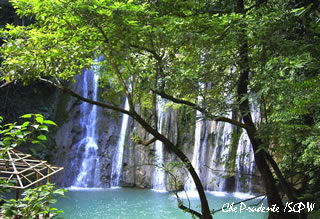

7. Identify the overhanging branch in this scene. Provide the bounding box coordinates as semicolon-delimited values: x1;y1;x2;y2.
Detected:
154;90;251;130
154;90;197;107
39;77;130;115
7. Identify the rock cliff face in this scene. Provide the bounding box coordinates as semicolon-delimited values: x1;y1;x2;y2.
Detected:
52;75;122;187
52;75;263;193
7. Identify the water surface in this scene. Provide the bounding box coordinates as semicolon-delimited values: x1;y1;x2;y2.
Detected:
55;188;267;219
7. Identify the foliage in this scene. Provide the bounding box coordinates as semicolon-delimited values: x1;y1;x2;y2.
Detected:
1;183;66;219
0;115;65;218
0;113;57;153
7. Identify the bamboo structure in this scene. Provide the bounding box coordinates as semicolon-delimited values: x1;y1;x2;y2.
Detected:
0;148;63;189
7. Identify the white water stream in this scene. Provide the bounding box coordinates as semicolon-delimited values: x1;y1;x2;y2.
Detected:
110;98;130;187
184;110;203;192
72;65;101;188
151;102;167;192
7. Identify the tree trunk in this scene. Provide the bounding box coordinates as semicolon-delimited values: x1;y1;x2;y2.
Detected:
132;111;212;218
237;46;292;218
235;1;294;217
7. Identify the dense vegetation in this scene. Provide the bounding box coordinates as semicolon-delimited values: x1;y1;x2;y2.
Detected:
0;114;66;218
1;0;319;218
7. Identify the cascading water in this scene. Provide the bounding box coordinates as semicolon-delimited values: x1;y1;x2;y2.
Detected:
151;102;166;192
207;112;233;193
184;83;207;193
184;110;203;192
235;132;255;194
72;64;101;188
235;103;260;195
110;98;130;187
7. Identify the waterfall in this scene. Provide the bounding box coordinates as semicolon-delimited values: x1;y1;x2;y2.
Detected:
72;65;101;188
184;110;203;192
110;98;130;187
235;131;255;194
235;103;260;195
207;112;233;193
151;102;166;192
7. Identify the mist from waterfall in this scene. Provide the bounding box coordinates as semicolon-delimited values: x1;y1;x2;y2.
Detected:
151;101;167;192
110;98;130;187
72;64;101;188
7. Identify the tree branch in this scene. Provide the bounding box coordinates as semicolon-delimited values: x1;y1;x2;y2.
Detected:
154;90;197;107
137;137;156;146
153;90;251;130
178;203;202;218
95;24;134;111
39;77;130;115
129;44;162;61
166;170;203;218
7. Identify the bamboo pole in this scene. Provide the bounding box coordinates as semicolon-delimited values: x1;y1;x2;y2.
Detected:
47;168;51;183
36;173;40;187
15;182;19;200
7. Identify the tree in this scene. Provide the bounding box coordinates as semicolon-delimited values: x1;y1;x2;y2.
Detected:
1;0;320;218
1;1;213;217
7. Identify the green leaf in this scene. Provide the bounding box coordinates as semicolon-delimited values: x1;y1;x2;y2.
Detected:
32;140;40;144
20;114;32;118
43;120;57;126
36;117;44;124
291;7;305;14
37;135;47;141
22;121;30;127
53;189;66;196
39;125;49;131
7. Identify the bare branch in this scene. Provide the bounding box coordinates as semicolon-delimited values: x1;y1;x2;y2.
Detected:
166;169;203;218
